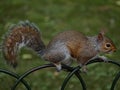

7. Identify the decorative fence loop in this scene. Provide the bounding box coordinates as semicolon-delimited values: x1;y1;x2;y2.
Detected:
87;59;120;90
0;69;31;90
111;71;120;90
61;66;87;90
11;64;55;90
0;58;119;90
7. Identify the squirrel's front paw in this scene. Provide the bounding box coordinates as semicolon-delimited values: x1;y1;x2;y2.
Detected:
99;56;108;63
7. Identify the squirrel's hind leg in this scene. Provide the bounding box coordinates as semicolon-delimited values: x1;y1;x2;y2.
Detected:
53;63;62;72
79;63;88;73
42;51;67;72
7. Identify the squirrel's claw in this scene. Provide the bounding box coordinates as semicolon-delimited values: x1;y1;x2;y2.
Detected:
81;65;88;73
79;64;88;73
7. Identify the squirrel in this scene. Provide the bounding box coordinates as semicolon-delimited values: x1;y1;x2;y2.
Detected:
2;21;116;71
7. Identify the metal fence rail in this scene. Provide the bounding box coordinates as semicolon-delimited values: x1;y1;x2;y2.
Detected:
0;58;120;90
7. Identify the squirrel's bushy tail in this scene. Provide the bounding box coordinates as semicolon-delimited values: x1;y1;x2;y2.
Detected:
2;21;45;68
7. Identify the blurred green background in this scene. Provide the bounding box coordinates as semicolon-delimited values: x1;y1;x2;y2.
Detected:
0;0;120;90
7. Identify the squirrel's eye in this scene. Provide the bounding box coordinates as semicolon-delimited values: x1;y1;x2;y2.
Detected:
106;43;111;48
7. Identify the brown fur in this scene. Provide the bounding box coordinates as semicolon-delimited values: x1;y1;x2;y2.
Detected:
2;21;116;71
3;21;45;67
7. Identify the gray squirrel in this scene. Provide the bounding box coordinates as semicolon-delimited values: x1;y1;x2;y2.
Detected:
2;21;116;71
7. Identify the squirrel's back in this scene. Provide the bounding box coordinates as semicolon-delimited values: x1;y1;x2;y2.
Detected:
47;30;88;58
48;30;87;43
2;21;45;67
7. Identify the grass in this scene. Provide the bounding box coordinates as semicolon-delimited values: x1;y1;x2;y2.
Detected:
0;0;120;90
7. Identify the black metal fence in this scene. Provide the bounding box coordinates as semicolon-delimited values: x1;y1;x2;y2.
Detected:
0;58;120;90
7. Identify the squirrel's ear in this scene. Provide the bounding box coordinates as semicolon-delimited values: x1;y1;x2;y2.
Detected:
99;30;106;36
99;28;107;36
97;32;104;42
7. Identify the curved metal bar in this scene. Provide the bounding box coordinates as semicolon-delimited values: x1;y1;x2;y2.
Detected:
87;59;120;67
12;64;54;90
0;69;31;90
11;59;120;90
62;64;86;90
111;71;120;90
87;59;120;90
61;59;120;90
75;70;86;90
61;66;80;90
108;60;120;67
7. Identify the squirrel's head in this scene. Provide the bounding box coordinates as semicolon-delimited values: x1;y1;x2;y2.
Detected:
97;31;116;54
